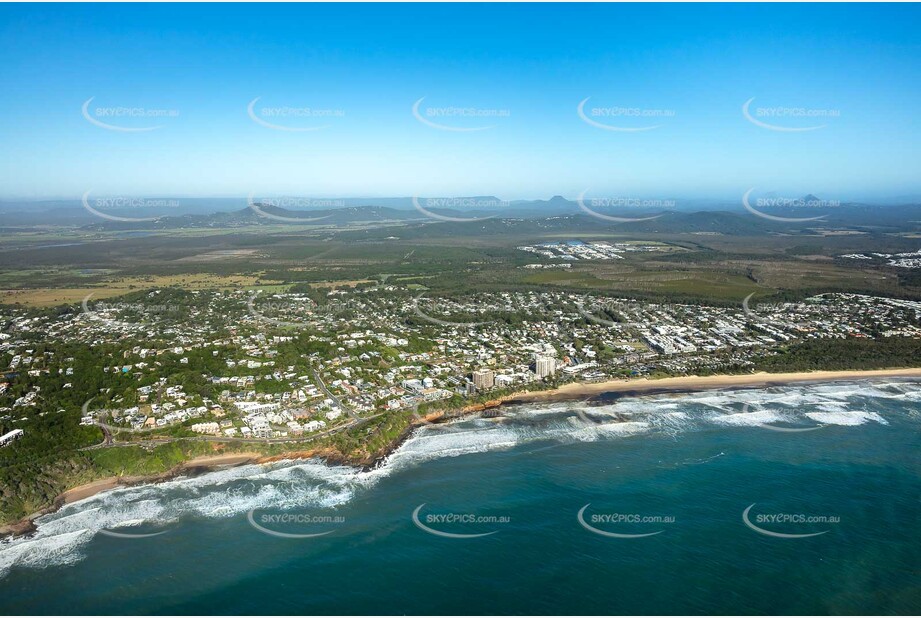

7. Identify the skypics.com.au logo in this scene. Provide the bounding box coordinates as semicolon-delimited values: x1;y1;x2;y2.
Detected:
82;97;179;132
247;508;346;539
411;196;511;223
247;292;352;328
742;189;839;223
742;504;839;539
576;190;672;223
412;97;510;132
742;97;839;132
574;297;641;328
577;97;675;132
411;504;510;539
81;292;182;330
247;194;337;224
577;504;675;538
412;293;496;327
81;191;179;223
247;97;345;132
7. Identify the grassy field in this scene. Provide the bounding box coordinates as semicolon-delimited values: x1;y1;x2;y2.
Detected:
1;221;919;308
0;273;284;307
522;267;761;299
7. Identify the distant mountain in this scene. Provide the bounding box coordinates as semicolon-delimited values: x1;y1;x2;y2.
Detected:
76;204;429;231
1;196;918;232
0;198;251;224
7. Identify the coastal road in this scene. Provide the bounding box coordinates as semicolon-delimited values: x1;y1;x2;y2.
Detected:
311;369;359;419
82;412;386;450
81;397;112;448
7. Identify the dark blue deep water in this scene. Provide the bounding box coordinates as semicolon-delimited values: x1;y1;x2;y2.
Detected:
1;379;919;615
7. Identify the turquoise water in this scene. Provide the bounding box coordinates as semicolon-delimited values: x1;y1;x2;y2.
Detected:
0;380;919;615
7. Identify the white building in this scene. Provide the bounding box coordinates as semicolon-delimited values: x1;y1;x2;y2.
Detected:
535;355;556;378
235;401;280;414
191;422;220;435
472;369;494;390
0;429;24;447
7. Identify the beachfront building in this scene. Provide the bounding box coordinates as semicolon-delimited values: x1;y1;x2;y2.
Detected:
191;422;221;435
472;369;495;390
535;355;556;378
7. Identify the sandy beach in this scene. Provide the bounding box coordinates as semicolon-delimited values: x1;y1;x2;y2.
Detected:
0;452;264;537
62;479;120;504
4;368;920;538
511;368;921;403
59;452;262;505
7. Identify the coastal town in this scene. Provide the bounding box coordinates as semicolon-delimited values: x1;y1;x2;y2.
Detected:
2;3;919;614
2;286;920;445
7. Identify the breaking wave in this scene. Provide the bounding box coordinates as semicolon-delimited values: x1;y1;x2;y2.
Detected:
804;410;888;426
0;459;377;577
1;378;916;577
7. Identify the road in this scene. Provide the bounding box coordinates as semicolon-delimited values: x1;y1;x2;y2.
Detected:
82;412;385;451
81;379;376;453
311;369;359;419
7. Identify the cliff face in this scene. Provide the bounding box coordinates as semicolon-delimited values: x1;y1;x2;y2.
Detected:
462;396;517;413
0;455;95;528
2;392;532;534
256;447;344;466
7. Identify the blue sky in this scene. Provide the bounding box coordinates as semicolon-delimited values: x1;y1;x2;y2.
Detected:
0;3;919;201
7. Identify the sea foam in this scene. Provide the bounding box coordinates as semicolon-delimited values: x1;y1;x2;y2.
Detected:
0;378;916;577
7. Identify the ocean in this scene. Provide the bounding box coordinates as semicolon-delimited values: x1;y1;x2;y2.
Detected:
0;379;919;615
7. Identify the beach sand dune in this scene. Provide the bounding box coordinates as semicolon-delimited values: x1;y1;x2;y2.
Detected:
513;368;921;403
61;453;261;504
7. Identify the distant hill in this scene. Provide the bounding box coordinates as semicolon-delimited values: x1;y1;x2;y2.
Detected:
71;204;430;231
1;196;918;234
334;211;788;241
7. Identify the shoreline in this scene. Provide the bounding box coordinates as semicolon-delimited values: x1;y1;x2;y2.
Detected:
60;453;263;504
0;453;264;538
3;367;919;539
507;367;921;404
